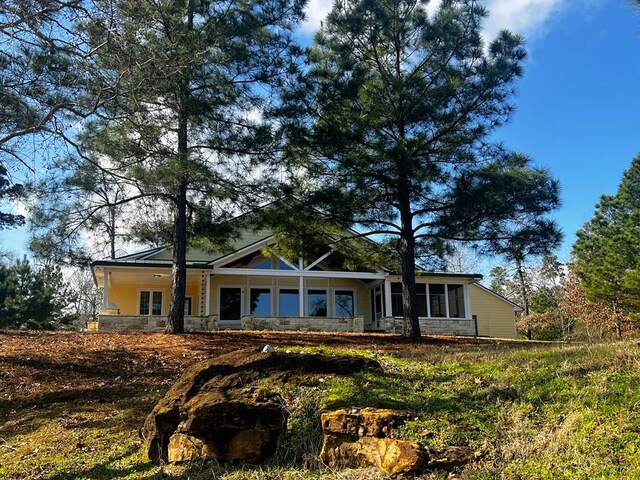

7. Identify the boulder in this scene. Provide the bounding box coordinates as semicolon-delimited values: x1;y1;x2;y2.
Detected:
320;408;483;476
141;348;380;464
320;408;428;476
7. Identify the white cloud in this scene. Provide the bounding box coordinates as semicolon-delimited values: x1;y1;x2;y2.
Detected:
483;0;564;42
300;0;334;34
300;0;586;42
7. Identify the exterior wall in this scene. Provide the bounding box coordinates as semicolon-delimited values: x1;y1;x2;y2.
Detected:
105;281;201;316
209;274;370;322
379;316;476;336
241;315;365;333
468;284;517;338
95;315;218;332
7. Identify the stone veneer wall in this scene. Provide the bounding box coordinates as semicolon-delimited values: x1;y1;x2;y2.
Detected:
241;315;365;333
379;316;476;336
94;315;219;332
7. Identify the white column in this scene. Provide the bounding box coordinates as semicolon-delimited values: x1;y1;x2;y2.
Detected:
299;275;304;317
298;256;304;317
205;274;211;316
102;273;108;312
383;279;392;318
464;283;472;320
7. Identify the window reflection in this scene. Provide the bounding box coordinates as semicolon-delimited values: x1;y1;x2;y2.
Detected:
279;289;299;316
307;290;327;316
334;290;354;317
250;288;271;316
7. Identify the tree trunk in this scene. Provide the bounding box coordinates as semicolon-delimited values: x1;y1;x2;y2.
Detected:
515;258;531;340
166;183;188;334
165;0;193;334
398;181;420;338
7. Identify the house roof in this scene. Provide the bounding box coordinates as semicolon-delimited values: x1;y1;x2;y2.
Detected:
91;226;485;280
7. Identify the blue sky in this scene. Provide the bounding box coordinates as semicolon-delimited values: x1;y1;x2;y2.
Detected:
2;0;640;266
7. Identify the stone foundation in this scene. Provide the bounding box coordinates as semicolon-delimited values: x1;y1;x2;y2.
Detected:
94;315;219;332
241;315;365;333
379;316;476;336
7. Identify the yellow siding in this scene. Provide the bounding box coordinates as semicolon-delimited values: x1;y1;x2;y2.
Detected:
468;284;517;339
107;281;201;316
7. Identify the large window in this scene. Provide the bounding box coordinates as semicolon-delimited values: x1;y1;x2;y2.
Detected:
139;290;163;315
250;288;271;316
307;290;327;316
429;284;447;317
279;289;299;316
334;290;355;318
390;283;427;317
220;287;242;321
447;284;465;318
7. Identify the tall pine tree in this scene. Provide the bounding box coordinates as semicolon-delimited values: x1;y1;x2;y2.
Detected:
280;0;561;337
33;0;305;333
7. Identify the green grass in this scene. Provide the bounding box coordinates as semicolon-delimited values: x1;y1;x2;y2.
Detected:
2;338;640;479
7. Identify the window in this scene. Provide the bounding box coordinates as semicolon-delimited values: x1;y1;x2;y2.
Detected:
278;259;294;270
253;258;272;269
184;297;192;316
334;290;354;318
279;289;299;316
220;287;242;320
429;284;446;317
139;290;163;315
391;283;402;316
139;291;150;315
416;284;427;317
307;290;327;316
447;284;465;318
250;288;271;316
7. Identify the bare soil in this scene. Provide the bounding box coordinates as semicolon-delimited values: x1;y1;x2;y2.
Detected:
0;330;514;423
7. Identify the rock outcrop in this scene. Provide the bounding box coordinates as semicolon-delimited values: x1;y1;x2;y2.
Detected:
320;408;428;476
320;408;481;476
141;348;381;464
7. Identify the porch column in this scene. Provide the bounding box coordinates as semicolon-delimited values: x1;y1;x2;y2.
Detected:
298;256;304;317
102;272;109;312
383;278;392;318
205;274;211;316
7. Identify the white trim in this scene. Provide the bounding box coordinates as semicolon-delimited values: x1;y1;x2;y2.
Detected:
210;236;275;268
266;248;298;270
305;250;334;271
383;280;392;320
298;276;304;316
212;267;385;280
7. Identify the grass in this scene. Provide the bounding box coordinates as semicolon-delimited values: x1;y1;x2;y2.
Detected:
1;332;640;479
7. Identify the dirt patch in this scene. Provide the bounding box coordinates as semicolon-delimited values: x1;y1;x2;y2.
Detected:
0;329;522;422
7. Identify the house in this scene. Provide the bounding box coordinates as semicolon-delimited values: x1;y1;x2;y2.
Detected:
89;230;522;337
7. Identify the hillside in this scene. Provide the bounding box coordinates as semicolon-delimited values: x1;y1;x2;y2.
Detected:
1;331;639;479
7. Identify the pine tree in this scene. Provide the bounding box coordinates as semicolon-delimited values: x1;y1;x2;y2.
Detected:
280;0;561;337
573;154;640;326
54;0;305;333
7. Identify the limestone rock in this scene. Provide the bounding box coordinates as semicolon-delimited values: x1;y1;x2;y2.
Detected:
141;348;380;464
321;433;427;476
320;408;428;476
